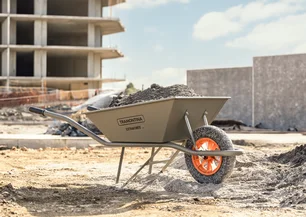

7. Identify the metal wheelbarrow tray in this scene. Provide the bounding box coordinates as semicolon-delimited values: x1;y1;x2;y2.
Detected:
29;96;243;185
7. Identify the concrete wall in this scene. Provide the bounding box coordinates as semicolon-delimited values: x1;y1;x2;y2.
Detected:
47;56;87;77
187;67;253;126
253;54;306;131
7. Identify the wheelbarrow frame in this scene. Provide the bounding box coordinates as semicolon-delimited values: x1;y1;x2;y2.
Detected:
29;107;242;157
29;101;243;186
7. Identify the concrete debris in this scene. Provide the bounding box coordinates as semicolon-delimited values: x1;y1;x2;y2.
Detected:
0;107;47;122
163;146;306;208
211;120;247;127
287;127;298;132
46;120;102;137
211;119;248;131
0;184;15;204
254;122;270;129
269;144;306;167
20;147;28;152
0;145;9;151
109;84;200;107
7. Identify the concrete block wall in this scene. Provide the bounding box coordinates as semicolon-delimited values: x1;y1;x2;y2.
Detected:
187;67;253;126
187;54;306;131
253;54;306;131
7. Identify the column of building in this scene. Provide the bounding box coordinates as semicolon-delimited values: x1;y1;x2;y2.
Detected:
1;0;10;83
34;0;47;79
87;0;103;89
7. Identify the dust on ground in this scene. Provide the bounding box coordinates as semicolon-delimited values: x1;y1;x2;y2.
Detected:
0;135;305;217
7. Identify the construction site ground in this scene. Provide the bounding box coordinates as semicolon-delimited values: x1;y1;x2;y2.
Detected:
0;124;306;217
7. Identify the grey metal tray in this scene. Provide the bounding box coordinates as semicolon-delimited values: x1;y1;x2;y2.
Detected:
85;97;230;143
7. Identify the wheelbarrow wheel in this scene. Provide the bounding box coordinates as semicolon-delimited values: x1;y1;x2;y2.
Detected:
184;125;236;184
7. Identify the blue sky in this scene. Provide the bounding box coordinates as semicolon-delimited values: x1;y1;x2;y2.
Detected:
102;0;306;90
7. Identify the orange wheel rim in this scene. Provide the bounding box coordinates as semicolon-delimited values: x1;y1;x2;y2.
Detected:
192;138;222;176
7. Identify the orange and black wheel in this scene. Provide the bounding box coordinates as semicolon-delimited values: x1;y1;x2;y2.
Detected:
184;126;236;184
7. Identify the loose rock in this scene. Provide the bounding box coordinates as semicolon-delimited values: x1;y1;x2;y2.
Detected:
269;144;306;167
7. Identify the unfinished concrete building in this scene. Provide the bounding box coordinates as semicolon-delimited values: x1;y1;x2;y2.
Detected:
0;0;125;90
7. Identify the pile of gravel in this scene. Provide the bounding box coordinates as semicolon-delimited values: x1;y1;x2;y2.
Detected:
109;84;200;107
46;120;102;137
269;144;306;167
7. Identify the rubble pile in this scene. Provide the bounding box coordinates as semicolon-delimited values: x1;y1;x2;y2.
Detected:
267;145;306;207
109;84;200;107
0;107;48;122
269;144;306;167
46;109;102;137
167;144;306;208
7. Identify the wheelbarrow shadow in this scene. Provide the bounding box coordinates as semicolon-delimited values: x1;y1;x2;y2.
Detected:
0;182;196;216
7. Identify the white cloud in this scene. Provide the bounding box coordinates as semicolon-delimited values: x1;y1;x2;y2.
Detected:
116;0;190;9
193;12;242;40
193;0;305;41
153;44;164;52
130;68;186;90
294;43;306;53
226;13;306;52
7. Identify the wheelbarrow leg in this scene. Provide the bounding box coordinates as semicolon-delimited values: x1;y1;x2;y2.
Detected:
121;147;162;188
148;147;155;174
116;147;125;184
160;148;182;173
138;146;183;192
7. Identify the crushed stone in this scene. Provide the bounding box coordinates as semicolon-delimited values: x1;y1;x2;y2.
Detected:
269;144;306;167
109;84;200;107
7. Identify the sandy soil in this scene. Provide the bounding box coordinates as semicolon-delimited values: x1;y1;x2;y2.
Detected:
0;124;48;135
0;127;305;217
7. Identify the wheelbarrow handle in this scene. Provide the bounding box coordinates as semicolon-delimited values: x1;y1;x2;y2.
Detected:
29;107;45;116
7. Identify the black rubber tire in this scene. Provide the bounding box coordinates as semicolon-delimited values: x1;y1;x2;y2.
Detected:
184;125;236;184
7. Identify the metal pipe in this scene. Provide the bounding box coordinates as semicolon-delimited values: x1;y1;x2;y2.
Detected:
148;147;155;174
184;111;196;145
160;150;180;173
32;108;243;157
116;147;125;184
122;147;162;188
203;111;208;126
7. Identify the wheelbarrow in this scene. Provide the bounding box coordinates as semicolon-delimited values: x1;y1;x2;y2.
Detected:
29;96;243;186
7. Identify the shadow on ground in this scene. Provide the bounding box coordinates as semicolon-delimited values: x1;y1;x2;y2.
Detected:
0;180;213;216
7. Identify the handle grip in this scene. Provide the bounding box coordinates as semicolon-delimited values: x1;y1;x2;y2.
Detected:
87;106;100;111
29;107;45;116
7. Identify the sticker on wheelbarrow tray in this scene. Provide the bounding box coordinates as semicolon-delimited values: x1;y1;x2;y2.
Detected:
117;115;145;126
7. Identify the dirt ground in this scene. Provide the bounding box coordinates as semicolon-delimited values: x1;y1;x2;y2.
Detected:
0;125;305;217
